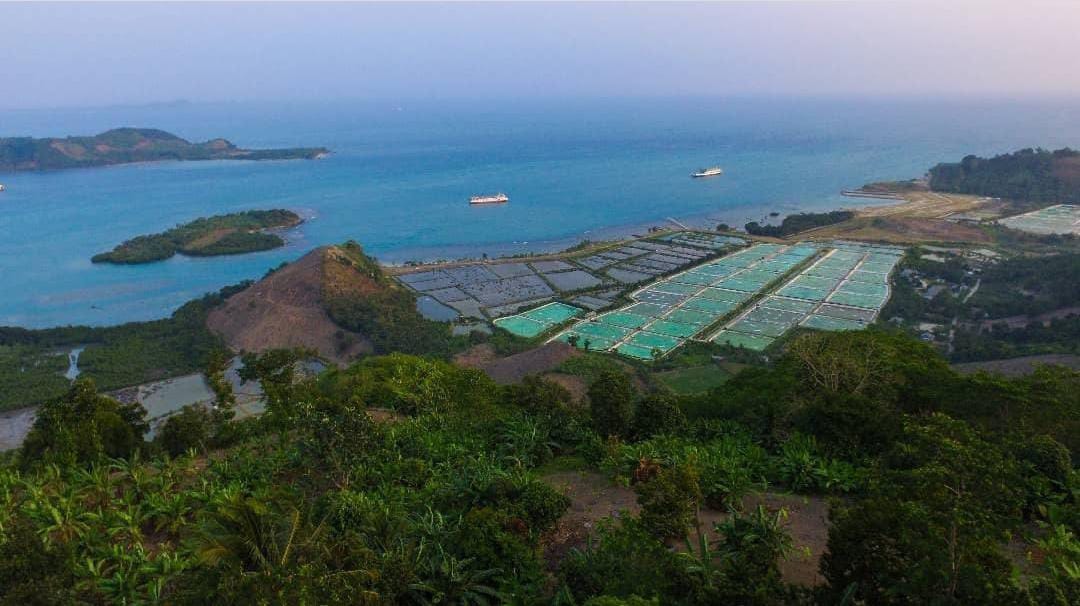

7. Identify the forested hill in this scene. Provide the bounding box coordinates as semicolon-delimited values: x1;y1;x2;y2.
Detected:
929;147;1080;203
0;127;328;171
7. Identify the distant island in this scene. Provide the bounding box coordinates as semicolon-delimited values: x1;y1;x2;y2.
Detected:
92;209;302;264
0;128;328;171
929;147;1080;203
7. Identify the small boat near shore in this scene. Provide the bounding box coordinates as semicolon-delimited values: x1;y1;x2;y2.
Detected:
470;193;509;205
692;167;723;178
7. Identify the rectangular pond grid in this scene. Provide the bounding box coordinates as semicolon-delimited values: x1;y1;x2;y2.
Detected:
553;242;819;359
492;302;585;338
997;204;1080;236
803;314;868;331
709;244;901;350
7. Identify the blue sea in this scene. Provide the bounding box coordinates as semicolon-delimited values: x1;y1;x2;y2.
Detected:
3;96;1080;328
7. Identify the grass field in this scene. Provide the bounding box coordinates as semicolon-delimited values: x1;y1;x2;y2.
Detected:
656;364;733;394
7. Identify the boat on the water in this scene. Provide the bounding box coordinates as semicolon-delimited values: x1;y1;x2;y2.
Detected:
0;184;6;192
470;193;509;205
692;167;723;178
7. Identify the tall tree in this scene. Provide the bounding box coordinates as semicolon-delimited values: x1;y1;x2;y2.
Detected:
588;370;635;439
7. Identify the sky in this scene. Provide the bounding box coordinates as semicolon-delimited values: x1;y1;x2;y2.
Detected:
3;1;1080;109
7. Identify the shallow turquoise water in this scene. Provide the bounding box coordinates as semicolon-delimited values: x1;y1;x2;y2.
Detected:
2;97;1080;328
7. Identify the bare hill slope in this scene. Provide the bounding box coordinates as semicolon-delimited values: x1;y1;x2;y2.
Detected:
206;247;372;364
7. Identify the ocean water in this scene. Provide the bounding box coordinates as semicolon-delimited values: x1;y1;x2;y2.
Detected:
2;96;1080;328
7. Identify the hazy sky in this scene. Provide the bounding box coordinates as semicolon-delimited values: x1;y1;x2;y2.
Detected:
4;1;1080;109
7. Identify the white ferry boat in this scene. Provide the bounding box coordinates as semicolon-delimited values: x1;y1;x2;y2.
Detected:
470;193;509;205
692;167;724;178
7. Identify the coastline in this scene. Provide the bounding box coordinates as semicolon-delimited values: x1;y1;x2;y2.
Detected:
0;194;887;330
376;199;843;267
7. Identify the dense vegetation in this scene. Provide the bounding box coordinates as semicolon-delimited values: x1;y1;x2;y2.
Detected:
857;179;925;193
745;211;853;238
0;127;328;171
322;241;458;356
968;252;1080;317
0;284;241;410
1;329;1077;604
92;209;301;264
0;345;71;410
929;147;1080;203
883;247;1080;361
952;315;1080;362
880;248;973;325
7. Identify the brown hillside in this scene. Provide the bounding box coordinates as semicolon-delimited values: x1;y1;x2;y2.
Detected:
456;341;580;385
207;247;373;364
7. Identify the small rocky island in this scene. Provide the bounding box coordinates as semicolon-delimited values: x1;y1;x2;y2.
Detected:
92;209;302;264
0;128;328;171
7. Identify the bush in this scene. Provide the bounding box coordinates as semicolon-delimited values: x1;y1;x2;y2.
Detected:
635;464;701;540
710;505;793;603
155;403;214;457
1017;434;1073;488
633;394;686;439
0;519;78;604
19;378;148;470
698;440;764;511
589;370;635;439
560;518;687;602
515;480;571;535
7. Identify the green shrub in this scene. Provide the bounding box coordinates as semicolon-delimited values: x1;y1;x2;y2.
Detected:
1017;434;1073;488
154;403;214;457
633;394;686;439
515;480;570;534
635;464;701;540
19;378;148;470
589;370;635;439
560;518;687;602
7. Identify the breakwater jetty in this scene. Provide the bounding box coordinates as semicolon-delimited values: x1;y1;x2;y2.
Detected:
840;189;905;201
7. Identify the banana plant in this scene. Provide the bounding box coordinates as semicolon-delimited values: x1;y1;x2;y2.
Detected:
73;462;116;509
29;489;91;543
409;554;506;606
146;490;194;535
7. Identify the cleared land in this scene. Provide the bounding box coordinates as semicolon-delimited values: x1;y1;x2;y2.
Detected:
206;246;372;364
541;469;830;588
460;341;581;385
805;190;997;244
854;190;991;219
952;354;1080;377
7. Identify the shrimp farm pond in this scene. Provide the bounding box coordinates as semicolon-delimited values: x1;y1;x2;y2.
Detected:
393;231;903;360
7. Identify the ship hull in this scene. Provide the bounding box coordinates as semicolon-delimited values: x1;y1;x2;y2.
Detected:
469;193;509;205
